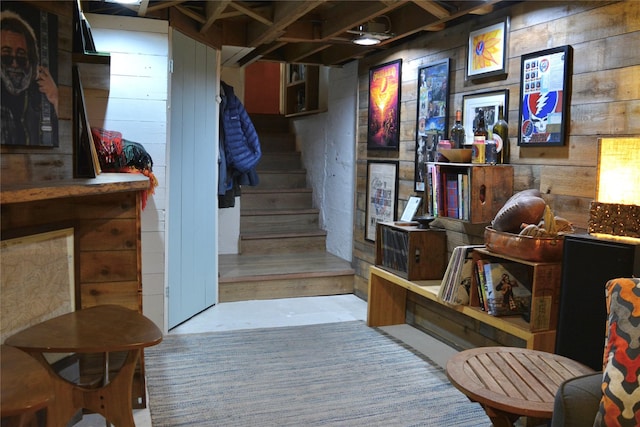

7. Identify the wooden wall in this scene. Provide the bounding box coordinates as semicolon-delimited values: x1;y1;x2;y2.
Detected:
352;1;640;297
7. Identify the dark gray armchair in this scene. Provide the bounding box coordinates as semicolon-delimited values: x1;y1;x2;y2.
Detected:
551;371;602;426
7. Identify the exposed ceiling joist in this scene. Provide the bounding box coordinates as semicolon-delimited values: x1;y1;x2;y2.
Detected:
82;0;514;67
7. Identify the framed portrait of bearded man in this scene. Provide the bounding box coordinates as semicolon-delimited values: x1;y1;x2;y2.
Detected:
1;1;59;147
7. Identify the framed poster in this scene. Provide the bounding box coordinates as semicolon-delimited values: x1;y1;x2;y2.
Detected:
518;45;573;146
467;17;509;80
365;160;398;242
462;89;509;146
0;1;59;146
367;59;402;150
415;58;450;192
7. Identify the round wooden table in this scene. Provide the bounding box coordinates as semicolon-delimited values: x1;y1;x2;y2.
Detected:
446;346;595;427
5;305;162;427
1;345;54;427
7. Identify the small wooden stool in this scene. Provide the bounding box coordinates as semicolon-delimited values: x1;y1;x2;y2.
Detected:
1;345;54;427
446;346;594;426
5;305;162;427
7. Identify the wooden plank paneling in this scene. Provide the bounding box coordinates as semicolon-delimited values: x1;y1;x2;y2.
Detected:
81;282;141;310
354;0;637;295
79;250;138;283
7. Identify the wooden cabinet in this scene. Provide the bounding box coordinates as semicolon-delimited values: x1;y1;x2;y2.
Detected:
424;163;513;224
1;175;150;408
285;64;319;117
375;222;446;280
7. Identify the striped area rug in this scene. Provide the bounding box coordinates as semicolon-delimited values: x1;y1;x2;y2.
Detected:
144;321;491;426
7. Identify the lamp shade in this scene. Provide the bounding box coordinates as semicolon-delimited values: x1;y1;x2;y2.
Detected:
596;138;640;205
589;137;640;239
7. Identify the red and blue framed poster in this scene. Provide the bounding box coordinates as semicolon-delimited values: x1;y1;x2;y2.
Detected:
518;45;573;146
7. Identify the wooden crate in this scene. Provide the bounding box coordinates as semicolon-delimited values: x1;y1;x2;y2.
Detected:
375;222;447;280
470;248;562;333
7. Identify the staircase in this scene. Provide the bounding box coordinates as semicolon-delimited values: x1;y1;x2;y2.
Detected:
218;114;355;302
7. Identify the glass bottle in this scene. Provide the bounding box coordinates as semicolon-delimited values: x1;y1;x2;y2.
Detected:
492;104;509;164
450;110;466;148
473;108;488;140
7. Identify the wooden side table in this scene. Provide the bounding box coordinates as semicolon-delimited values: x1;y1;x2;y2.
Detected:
1;345;54;427
5;305;162;427
446;346;595;427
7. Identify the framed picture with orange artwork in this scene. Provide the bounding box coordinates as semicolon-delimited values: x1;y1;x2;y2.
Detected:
367;59;402;150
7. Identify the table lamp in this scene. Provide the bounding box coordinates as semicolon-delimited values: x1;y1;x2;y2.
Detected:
588;137;640;239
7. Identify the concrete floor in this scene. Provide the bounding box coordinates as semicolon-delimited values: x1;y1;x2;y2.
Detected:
74;294;457;427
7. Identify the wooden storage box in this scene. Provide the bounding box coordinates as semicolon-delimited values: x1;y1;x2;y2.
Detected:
375;222;447;280
424;163;513;224
470;248;562;333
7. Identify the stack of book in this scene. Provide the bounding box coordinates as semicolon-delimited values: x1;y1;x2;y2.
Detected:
425;165;470;220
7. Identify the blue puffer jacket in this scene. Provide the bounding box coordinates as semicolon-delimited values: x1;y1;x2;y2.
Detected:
220;81;261;173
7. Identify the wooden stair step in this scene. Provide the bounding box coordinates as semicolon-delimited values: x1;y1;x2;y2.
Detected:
241;210;320;233
241;188;312;210
257;170;307;189
258;152;301;169
240;231;326;255
259;133;296;152
242;208;318;216
219;274;353;302
218;252;355;302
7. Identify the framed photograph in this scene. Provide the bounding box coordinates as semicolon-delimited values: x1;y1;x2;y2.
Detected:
0;1;59;146
367;59;402;150
365;160;399;242
415;58;450;192
467;17;509;80
518;45;573;146
462;89;509;146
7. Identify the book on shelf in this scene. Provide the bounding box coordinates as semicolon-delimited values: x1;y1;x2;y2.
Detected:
482;262;532;316
446;174;459;219
438;245;484;305
426;163;438;216
425;167;471;220
461;174;469;220
475;259;488;311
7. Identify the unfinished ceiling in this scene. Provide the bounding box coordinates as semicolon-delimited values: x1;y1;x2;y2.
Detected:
82;0;509;67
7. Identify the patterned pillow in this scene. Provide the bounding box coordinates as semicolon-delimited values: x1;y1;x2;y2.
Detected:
594;277;640;426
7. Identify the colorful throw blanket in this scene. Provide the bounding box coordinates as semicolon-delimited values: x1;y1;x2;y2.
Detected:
91;127;158;209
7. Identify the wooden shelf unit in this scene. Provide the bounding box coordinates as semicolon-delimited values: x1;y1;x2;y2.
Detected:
470;248;562;333
367;248;561;353
424;162;513;224
285;64;320;117
73;52;111;91
375;222;447;281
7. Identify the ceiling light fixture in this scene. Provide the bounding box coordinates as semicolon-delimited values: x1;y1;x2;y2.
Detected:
349;17;394;46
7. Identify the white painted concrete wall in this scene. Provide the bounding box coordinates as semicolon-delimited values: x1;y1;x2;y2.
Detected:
293;62;358;261
84;14;168;330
